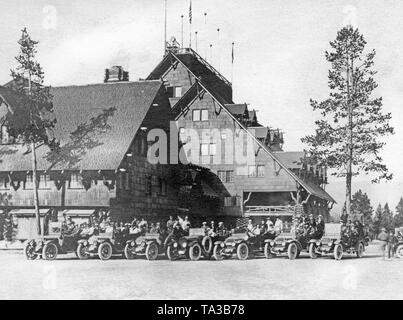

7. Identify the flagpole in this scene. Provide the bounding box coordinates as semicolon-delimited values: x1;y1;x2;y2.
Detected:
181;14;184;49
164;0;167;55
217;28;220;71
231;42;234;85
195;31;198;52
189;0;192;48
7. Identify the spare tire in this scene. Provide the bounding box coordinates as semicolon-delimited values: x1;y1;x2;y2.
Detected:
202;236;213;255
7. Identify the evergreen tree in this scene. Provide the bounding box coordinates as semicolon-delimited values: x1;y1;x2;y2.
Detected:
381;203;394;231
351;189;373;226
302;26;394;216
394;197;403;227
372;203;383;235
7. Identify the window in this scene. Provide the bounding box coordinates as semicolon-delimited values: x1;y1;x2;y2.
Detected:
174;86;182;98
120;172;130;190
39;174;50;189
218;170;234;183
166;86;174;98
0;176;9;190
25;174;34;190
192;109;208;122
257;165;265;177
226;170;234;182
200;143;209;156
217;171;226;182
209;143;216;156
193;110;201;121
69;174;83;189
201;109;209;121
248;165;265;178
248;166;257;177
158;178;167;196
145;175;152;195
166;86;182;98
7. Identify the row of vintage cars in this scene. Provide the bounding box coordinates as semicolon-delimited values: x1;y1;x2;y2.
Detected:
23;217;392;262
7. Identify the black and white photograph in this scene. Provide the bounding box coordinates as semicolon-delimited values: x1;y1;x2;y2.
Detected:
0;0;402;304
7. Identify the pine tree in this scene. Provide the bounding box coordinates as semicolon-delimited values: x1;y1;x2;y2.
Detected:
373;204;383;235
4;28;116;236
6;28;56;236
380;203;394;231
302;26;394;217
394;197;403;228
351;189;373;226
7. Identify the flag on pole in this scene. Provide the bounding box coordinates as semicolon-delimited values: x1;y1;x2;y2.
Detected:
232;42;234;64
189;0;192;24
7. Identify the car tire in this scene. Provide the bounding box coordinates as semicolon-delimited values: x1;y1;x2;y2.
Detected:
76;243;89;260
356;242;364;258
395;244;403;258
98;242;113;261
146;242;159;261
124;243;136;260
213;244;224;261
333;243;343;260
24;241;38;260
287;242;298;260
189;243;202;261
309;243;318;259
264;243;273;259
236;242;249;260
202;236;213;255
166;245;177;261
42;242;58;261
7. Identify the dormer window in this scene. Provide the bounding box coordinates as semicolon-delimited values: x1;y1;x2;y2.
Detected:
166;86;182;98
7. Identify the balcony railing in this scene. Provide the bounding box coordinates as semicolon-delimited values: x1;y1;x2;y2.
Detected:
244;205;296;216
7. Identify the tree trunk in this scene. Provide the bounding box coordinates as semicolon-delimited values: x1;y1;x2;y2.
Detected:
31;141;41;236
345;54;353;216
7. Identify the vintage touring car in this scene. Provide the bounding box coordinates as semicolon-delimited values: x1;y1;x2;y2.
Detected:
393;227;403;258
76;228;136;260
212;228;275;261
124;231;167;260
166;228;213;261
24;221;83;260
308;223;366;260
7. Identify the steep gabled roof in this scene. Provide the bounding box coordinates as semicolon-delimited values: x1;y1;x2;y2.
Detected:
274;151;305;169
248;126;269;140
174;81;335;203
225;103;248;116
0;81;163;172
147;49;233;104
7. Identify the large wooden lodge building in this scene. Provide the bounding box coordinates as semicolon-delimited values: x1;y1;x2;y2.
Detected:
0;39;334;239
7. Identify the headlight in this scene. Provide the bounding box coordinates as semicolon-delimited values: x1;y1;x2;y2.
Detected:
270;241;275;246
131;241;135;246
182;242;187;248
173;242;178;248
220;243;225;248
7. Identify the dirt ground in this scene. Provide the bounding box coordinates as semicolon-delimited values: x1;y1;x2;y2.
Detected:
0;242;401;300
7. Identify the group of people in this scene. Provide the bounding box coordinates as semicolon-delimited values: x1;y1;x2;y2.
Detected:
377;228;402;260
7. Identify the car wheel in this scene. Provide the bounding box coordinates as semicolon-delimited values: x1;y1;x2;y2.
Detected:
124;243;136;260
42;242;58;261
76;243;89;260
166;245;177;261
356;242;364;258
98;242;113;261
24;242;38;260
213;244;224;261
189;243;202;261
395;244;403;258
287;242;298;260
146;242;159;261
237;242;249;260
202;236;213;255
333;243;343;260
309;243;318;259
264;243;273;259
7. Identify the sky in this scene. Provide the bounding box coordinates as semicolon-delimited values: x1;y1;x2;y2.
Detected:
0;0;402;214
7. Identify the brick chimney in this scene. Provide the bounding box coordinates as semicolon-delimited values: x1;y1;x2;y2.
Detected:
104;66;129;83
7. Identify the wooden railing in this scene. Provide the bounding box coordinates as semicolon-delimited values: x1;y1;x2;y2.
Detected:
244;205;296;216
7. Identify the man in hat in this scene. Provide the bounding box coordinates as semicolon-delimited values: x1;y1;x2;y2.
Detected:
166;215;175;232
377;227;389;260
